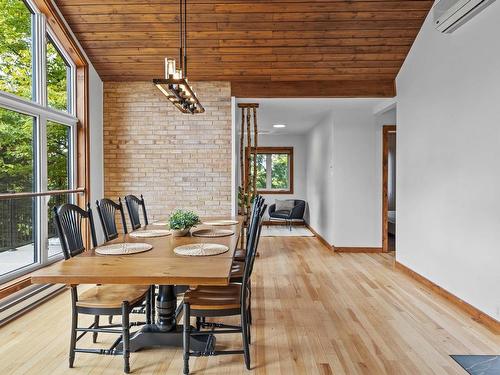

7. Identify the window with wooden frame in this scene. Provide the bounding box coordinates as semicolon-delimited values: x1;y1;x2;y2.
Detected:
246;147;294;194
0;0;89;286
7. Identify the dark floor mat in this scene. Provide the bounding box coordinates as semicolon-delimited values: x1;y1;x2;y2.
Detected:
451;355;500;374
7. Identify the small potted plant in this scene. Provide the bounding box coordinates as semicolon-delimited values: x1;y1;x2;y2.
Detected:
169;209;200;237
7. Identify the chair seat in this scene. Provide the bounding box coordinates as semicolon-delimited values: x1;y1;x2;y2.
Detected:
76;285;150;309
230;261;244;278
234;249;246;261
184;284;242;310
269;210;292;219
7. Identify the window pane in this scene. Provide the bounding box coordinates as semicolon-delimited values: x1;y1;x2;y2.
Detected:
0;197;36;276
0;107;35;193
249;153;267;190
271;154;289;189
47;120;71;191
46;36;70;112
0;0;33;99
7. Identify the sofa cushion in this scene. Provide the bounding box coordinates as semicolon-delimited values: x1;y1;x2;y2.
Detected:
275;199;294;212
270;210;292;219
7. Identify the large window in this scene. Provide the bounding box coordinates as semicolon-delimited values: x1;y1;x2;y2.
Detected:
247;147;294;194
0;0;78;282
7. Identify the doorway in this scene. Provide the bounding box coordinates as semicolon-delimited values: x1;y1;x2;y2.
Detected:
382;125;396;253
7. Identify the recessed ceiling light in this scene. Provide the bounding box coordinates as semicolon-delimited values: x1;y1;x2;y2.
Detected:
273;124;286;128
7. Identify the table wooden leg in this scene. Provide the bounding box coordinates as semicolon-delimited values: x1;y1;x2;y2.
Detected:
157;285;176;331
117;284;214;352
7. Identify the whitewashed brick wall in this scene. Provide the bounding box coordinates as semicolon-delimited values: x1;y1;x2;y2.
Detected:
103;81;232;222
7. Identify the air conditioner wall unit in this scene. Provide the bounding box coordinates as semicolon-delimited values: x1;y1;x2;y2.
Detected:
433;0;496;33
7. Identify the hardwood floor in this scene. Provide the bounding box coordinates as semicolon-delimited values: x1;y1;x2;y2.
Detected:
1;237;499;374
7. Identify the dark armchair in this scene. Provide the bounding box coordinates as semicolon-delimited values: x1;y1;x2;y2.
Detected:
268;200;306;230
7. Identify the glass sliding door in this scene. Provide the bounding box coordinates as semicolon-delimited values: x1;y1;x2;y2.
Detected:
0;107;37;277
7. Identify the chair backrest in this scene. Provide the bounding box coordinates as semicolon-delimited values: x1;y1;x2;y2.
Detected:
245;196;263;243
240;200;265;310
124;194;148;230
53;203;97;260
247;201;266;276
96;198;128;241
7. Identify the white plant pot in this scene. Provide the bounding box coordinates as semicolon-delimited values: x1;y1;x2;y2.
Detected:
171;228;190;237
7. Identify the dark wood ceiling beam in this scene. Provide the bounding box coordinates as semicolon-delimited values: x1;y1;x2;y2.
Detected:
67;20;424;32
61;11;429;23
58;2;432;15
231;80;395;97
91;60;404;70
79;37;415;49
59;0;431;4
75;29;420;41
81;45;410;54
88;53;408;63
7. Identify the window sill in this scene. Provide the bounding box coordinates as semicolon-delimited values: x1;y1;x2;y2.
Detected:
0;255;64;300
0;276;32;300
256;190;294;195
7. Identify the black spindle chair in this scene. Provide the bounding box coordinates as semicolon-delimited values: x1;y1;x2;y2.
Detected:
124;194;148;230
96;198;128;242
53;203;150;374
234;196;266;262
181;201;264;374
96;198;148;324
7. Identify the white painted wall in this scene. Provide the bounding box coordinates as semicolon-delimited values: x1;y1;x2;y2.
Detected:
258;134;308;219
331;106;381;247
396;1;500;319
306;112;335;243
233;99;390;247
88;65;104;243
304;103;384;247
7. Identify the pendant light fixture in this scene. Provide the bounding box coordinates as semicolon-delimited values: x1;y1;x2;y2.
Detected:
153;0;204;114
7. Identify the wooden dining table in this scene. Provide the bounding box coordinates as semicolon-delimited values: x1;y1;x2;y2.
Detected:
30;216;243;352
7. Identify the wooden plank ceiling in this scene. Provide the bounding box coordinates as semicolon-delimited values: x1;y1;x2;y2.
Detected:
55;0;432;97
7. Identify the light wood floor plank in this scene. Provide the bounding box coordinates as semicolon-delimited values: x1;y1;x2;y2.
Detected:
1;236;499;374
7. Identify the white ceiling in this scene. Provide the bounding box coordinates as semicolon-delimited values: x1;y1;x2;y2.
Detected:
235;98;394;134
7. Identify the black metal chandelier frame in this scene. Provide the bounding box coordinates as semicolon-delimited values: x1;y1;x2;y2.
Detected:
153;0;204;114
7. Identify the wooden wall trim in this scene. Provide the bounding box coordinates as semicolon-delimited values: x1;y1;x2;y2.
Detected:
395;261;500;334
334;247;383;253
32;0;91;209
245;146;294;195
263;220;303;226
231;80;396;98
382;125;396;253
0;277;32;300
32;0;87;66
305;224;333;251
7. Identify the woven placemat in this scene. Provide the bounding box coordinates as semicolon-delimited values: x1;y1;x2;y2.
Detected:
129;229;171;238
191;228;234;238
174;243;229;256
95;243;152;255
202;219;238;226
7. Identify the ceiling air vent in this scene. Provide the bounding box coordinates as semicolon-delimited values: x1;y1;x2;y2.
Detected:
433;0;496;33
